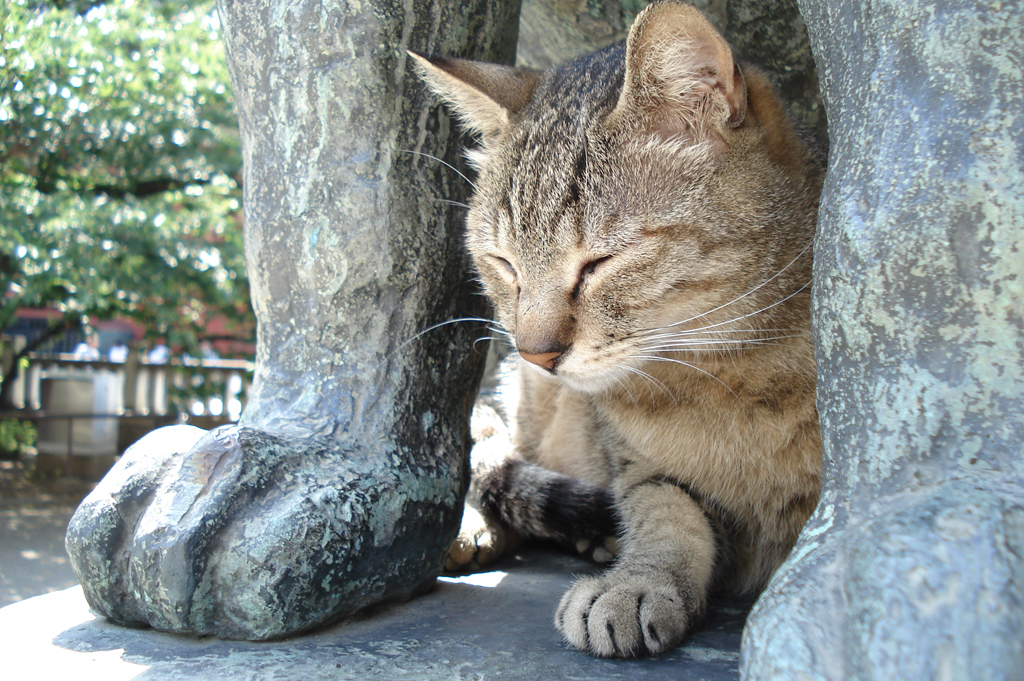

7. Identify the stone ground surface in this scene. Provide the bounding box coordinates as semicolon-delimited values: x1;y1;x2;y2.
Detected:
0;454;747;681
0;455;92;608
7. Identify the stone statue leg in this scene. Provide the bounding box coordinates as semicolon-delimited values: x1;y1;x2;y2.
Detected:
742;1;1024;678
65;0;521;640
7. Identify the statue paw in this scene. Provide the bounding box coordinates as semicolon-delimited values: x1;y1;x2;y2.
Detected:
66;424;463;640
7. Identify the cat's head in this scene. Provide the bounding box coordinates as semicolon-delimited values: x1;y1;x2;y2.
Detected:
412;1;817;394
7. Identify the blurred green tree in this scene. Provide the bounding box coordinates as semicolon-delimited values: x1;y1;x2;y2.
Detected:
0;0;251;405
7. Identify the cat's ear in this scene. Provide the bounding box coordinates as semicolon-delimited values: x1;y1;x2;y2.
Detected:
408;52;541;141
608;1;747;144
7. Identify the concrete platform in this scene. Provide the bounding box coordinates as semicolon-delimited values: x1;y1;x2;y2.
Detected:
0;549;748;680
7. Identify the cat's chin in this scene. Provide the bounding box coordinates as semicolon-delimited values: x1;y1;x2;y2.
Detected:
552;365;634;396
518;358;610;394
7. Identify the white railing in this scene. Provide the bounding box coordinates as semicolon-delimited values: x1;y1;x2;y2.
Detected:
6;351;253;421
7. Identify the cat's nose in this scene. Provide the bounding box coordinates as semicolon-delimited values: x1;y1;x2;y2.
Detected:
518;350;562;371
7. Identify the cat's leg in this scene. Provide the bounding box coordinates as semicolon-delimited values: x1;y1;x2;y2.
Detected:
445;498;517;571
479;457;619;560
446;403;518;571
555;470;716;657
448;429;619;569
447;363;619;570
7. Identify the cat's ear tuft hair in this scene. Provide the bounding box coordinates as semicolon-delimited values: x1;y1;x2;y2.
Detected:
408;52;541;142
608;1;747;146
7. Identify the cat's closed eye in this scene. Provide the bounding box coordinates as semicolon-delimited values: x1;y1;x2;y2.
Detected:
581;255;612;278
573;255;613;299
487;255;517;283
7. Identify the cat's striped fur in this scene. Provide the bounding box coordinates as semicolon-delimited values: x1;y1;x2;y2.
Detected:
413;0;822;657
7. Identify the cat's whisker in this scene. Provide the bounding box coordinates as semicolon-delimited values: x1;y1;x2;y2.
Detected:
438;198;471;211
636;367;679;404
619;364;674;403
638;352;721;367
620;366;655;402
633;354;740;400
640;244;813;336
640;329;805;344
402;149;478;191
670;277;812;338
640;341;798;353
609;365;641;405
644;325;799;337
488;327;515;343
638;327;801;344
644;344;799;357
639;344;792;359
630;281;812;356
474;335;507;348
394;316;497;355
417;195;471;212
704;280;813;333
641;333;808;352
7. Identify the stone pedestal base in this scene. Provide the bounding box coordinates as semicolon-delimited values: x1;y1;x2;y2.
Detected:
1;550;747;680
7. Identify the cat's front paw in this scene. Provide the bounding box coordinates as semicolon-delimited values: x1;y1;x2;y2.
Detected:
555;573;693;657
574;535;620;564
445;501;517;571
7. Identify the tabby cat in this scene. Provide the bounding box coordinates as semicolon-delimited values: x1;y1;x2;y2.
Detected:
412;0;822;658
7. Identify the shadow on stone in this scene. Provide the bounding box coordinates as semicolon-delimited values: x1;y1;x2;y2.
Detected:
24;550;750;680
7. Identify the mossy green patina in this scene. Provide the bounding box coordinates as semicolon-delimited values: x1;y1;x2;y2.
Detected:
742;2;1024;678
65;0;522;640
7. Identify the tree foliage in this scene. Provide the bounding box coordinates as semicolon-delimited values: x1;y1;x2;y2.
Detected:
0;0;250;363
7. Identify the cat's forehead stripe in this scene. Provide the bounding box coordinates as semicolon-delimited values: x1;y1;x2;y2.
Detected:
487;44;627;251
504;133;586;242
500;107;602;243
